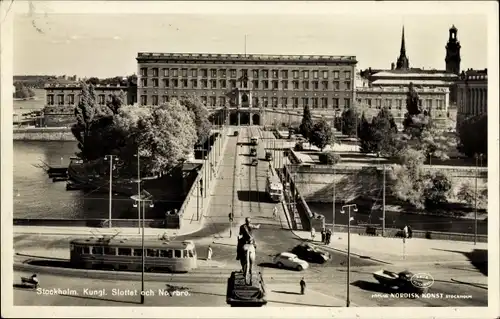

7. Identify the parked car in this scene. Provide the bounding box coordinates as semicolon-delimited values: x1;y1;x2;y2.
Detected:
291;243;330;264
272;252;309;271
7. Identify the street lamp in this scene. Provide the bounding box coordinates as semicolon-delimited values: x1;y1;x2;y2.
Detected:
340;204;358;307
104;155;118;228
131;195;154;305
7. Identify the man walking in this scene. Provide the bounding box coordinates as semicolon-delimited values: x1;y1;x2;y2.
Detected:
310;227;316;242
321;228;326;244
300;277;306;295
272;206;278;219
325;229;332;245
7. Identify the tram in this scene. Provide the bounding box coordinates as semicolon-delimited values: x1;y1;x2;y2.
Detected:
69;236;197;273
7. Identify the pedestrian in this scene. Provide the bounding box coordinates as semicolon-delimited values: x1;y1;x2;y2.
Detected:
273;206;278;219
408;225;413;239
403;225;409;239
321;228;326;244
310;227;316;242
207;245;213;260
325;229;332;245
300;277;306;295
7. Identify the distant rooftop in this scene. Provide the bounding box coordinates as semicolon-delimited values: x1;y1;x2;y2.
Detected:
44;83;128;89
137;52;357;63
357;86;449;93
372;70;458;78
460;68;488;81
371;79;454;86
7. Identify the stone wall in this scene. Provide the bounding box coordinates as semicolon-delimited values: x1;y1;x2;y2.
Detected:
288;164;488;204
13;128;74;141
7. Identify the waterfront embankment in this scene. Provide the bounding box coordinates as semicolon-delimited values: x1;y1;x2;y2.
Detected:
13;127;74;141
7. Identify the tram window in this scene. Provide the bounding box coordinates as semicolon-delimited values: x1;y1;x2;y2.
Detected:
188;250;194;258
82;246;90;254
160;250;171;257
104;247;116;255
183;250;189;258
166;250;173;258
70;244;74;251
133;249;142;256
147;249;159;257
74;246;83;254
174;250;182;258
92;246;103;255
118;248;132;256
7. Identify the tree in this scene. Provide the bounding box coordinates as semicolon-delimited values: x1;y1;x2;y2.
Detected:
457;114;487;158
319;152;341;165
309;119;335;151
366;107;398;156
299;105;314;140
114;100;198;175
71;82;99;160
419;127;454;163
340;107;358;136
13;83;35;99
423;171;453;209
180;94;212;146
390;147;427;209
456;181;487;209
86;77;100;85
358;112;375;153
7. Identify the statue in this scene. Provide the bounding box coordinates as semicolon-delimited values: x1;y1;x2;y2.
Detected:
237;217;260;285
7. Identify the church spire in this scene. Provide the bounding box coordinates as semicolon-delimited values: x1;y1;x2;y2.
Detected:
396;26;410;70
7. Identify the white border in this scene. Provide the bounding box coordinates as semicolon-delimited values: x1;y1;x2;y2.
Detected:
1;1;499;318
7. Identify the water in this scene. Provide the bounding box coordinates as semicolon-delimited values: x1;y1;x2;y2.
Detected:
308;202;488;235
13;141;144;219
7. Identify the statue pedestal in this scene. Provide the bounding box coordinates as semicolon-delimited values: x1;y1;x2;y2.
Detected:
226;271;267;307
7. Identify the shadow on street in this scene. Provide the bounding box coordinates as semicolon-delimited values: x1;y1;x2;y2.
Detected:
272;290;301;295
351;280;392;293
432;248;488;276
237;191;270;203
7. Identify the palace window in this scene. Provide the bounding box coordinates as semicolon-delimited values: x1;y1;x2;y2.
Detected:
140;68;147;76
303;81;310;90
333;71;339;79
191;79;198;88
322;81;328;90
333;81;340;90
344;71;351;79
253;70;259;78
281;70;288;79
281;97;288;108
385;99;392;109
163;79;169;88
152;78;159;87
230;69;237;78
182;69;188;77
282;81;288;90
241;69;248;78
220;69;226;78
191;69;197;77
211;69;217;78
162;95;169;104
219;96;226;106
292;97;299;108
303;71;309;79
141;78;148;87
313;70;319;79
272;97;278;108
332;98;339;108
321;97;328;108
312;97;318;109
152;68;159;77
182;79;188;88
230;80;237;88
397;99;402;109
262;97;269;107
302;97;309;107
262;70;269;78
263;81;269;89
98;95;105;105
252;80;259;89
272;81;278;90
313;81;319;90
68;94;75;105
152;95;159;106
292;70;299;79
140;95;147;105
201;80;208;88
172;69;178;77
344;81;351;90
201;69;208;77
201;96;207;105
211;80;217;89
163;68;169;77
293;81;299;90
172;79;179;88
220;80;227;89
252;97;259;107
322;70;328;79
209;96;216;107
376;99;382;108
272;70;279;78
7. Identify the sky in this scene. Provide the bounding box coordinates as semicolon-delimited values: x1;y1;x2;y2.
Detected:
11;2;491;78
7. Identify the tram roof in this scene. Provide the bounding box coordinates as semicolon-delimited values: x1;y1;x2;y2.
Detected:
70;237;195;249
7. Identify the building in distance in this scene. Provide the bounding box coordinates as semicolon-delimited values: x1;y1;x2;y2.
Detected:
456;68;488;124
136;52;358;126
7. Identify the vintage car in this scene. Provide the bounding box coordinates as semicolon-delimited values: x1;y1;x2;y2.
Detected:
291;243;330;264
272;252;309;271
373;270;430;295
226;271;267;307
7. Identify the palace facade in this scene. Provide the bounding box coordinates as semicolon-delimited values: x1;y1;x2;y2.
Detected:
456;69;488;122
136;52;357;125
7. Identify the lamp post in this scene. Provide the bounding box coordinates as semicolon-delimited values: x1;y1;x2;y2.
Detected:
332;158;336;235
133;150;141;234
104;155;118;228
340;204;358;307
131;195;154;305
